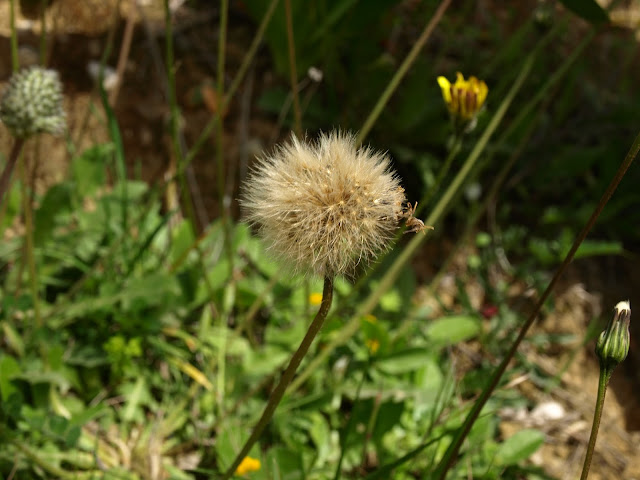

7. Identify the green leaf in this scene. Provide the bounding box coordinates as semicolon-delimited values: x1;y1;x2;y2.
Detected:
15;370;71;390
559;0;609;25
0;354;20;401
1;321;25;357
425;315;481;348
34;183;73;246
573;239;623;259
71;144;111;197
120;273;181;311
121;377;149;422
495;428;545;466
266;446;304;480
376;348;435;375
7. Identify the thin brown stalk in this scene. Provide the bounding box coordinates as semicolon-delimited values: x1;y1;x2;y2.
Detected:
222;276;334;479
109;8;137;106
433;128;640;479
0;139;25;206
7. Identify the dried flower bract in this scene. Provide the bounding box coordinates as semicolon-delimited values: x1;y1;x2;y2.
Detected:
242;131;406;277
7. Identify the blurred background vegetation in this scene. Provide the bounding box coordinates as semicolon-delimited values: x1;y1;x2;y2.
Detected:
0;0;639;478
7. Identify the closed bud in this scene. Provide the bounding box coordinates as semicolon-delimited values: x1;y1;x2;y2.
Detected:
596;300;630;371
0;66;66;138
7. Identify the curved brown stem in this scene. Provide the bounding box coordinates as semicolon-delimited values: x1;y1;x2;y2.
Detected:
222;275;334;479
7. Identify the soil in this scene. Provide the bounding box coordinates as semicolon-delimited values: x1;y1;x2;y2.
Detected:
0;1;639;479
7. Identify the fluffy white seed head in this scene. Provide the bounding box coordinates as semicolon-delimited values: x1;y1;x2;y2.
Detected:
241;131;406;277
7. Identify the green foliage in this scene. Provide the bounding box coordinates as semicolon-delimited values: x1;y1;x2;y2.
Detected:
2;0;638;479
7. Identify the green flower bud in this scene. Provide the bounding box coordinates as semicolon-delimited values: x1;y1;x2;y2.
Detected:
0;66;66;138
596;300;630;371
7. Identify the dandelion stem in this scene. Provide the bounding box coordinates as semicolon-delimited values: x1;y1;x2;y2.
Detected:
288;44;532;396
222;275;334;479
416;136;462;217
580;368;610;480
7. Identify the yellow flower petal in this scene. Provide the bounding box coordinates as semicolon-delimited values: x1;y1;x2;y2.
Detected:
437;76;452;104
235;456;261;476
437;72;488;122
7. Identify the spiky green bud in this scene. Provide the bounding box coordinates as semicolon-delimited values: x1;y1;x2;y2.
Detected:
0;66;66;138
596;301;630;371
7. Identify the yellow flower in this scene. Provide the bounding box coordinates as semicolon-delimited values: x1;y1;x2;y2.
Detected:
366;338;380;355
235;456;261;476
437;72;488;122
309;292;323;306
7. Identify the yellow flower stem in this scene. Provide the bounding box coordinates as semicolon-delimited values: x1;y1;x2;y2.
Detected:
288;45;533;397
356;0;452;146
427;102;544;294
222;276;334;480
416;136;462;217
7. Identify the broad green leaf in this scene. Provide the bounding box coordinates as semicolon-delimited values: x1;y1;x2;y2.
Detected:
573;239;623;259
15;370;71;390
34;183;72;245
426;315;481;348
121;377;149;422
1;321;24;357
495;428;545;466
266;446;304;480
376;348;435;375
170;220;196;267
71;144;111;197
0;354;20;401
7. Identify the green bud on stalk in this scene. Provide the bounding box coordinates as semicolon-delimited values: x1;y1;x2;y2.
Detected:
0;66;66;139
596;300;630;372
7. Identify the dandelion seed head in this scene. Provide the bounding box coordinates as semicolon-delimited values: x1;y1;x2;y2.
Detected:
241;131;406;277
